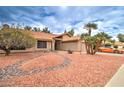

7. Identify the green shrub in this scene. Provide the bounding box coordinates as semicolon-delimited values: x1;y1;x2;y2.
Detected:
67;50;73;54
114;45;118;49
105;43;111;48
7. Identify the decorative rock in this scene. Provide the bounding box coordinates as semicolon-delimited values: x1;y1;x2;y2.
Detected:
0;54;71;81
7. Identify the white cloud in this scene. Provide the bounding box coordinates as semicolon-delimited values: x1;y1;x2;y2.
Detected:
112;36;119;41
0;6;124;39
60;6;68;10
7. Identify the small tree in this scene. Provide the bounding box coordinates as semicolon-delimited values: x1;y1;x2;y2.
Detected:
68;29;74;36
42;27;51;33
33;27;38;32
81;32;112;55
82;35;102;55
117;34;124;42
24;26;32;31
0;29;36;56
95;32;112;47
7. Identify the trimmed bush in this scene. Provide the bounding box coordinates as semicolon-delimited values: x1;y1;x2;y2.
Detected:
114;45;118;49
67;50;73;54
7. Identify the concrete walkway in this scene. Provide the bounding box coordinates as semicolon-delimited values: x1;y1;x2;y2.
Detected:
106;64;124;87
96;52;124;57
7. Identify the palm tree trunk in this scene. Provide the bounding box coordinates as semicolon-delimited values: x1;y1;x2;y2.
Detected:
88;28;91;36
85;42;90;54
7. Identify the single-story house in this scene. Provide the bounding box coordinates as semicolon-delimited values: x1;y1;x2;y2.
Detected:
31;31;86;52
0;30;86;53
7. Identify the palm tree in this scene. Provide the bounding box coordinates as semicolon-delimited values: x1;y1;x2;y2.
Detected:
82;23;97;54
83;36;101;55
81;33;89;39
84;23;97;36
95;32;112;47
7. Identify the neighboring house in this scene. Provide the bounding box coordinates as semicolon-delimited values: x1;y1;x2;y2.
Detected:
113;41;124;49
0;31;86;53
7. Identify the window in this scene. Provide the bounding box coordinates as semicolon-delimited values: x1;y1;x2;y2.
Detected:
37;41;47;48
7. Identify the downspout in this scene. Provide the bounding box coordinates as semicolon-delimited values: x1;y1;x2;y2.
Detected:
80;40;82;55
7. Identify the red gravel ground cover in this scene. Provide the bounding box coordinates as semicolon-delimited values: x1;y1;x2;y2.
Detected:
0;52;43;69
19;53;64;71
0;52;124;87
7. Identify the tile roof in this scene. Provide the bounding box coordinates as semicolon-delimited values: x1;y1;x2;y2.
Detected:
54;33;83;42
31;31;57;41
24;30;82;42
54;33;72;38
2;28;83;42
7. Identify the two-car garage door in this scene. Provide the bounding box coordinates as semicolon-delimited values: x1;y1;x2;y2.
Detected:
60;41;79;51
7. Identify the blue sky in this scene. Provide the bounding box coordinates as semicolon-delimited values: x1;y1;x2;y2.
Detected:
0;6;124;40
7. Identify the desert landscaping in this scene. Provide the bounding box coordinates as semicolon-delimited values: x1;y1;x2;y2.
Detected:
0;51;124;87
0;6;124;87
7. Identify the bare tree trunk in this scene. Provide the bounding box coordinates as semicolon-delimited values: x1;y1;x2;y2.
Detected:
5;49;10;56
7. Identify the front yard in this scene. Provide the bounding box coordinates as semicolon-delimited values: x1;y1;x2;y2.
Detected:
0;51;124;87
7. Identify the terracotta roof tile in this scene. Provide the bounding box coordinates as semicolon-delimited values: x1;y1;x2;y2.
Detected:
31;31;57;41
54;33;72;38
22;30;82;42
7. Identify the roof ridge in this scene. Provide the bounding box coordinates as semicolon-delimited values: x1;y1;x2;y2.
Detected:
31;30;58;36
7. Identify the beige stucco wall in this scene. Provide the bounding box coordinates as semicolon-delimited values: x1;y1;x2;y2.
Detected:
0;40;54;54
51;40;55;51
57;41;86;52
